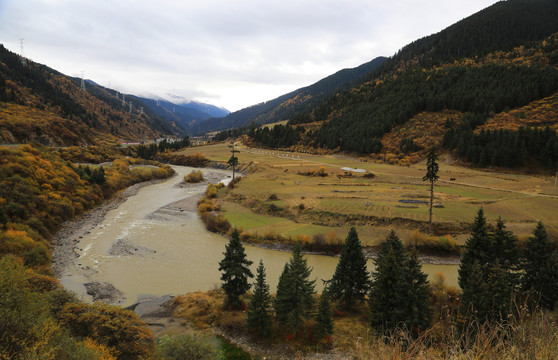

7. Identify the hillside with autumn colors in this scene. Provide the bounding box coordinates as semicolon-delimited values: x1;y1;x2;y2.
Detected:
0;44;182;147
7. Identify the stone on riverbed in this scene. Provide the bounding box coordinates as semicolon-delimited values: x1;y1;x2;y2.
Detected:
84;282;125;304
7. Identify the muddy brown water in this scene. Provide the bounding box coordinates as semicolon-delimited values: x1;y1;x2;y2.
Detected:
59;166;458;306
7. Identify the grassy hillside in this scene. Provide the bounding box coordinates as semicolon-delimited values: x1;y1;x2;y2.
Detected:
179;143;558;251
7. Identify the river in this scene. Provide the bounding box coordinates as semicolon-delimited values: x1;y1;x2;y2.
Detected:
59;166;458;306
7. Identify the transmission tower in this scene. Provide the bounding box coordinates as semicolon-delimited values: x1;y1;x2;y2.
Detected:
140;107;144;115
19;38;27;66
122;94;126;106
129;101;132;113
80;71;86;91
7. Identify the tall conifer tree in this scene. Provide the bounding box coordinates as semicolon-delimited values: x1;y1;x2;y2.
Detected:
274;242;316;334
423;147;440;232
329;227;369;309
369;231;408;334
218;228;253;309
314;287;334;340
522;221;558;310
400;248;431;336
246;260;272;338
458;208;491;290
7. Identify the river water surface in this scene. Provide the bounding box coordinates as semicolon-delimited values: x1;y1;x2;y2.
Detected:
60;166;458;306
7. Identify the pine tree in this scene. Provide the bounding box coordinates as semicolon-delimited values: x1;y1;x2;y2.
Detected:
492;218;520;290
313;287;334;340
274;241;316;334
486;261;513;321
461;260;490;321
328;227;369;310
274;263;292;325
369;231;408;334
0;206;7;228
522;221;558;310
399;248;431;336
458;208;491;290
459;213;519;322
422;147;440;232
218;228;253;309
246;260;272;338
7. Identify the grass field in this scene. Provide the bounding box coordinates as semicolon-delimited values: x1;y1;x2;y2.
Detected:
181;143;558;246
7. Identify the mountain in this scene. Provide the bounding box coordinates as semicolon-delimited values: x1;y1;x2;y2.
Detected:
0;45;182;146
194;56;388;134
135;96;229;134
237;0;558;172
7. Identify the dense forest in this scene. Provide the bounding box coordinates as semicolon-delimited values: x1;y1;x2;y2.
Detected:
314;62;558;153
443;122;558;170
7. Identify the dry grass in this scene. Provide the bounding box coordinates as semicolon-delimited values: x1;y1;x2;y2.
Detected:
171;288;558;360
178;142;558;246
333;311;558;360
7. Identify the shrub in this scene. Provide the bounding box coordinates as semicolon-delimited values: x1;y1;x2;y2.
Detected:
201;212;231;234
59;302;155;360
198;202;214;213
156;335;215;360
184;170;204;183
205;184;218;199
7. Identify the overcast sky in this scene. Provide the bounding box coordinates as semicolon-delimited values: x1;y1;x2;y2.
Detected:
0;0;497;112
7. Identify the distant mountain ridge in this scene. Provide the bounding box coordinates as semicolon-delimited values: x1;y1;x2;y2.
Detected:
136;96;229;134
0;45;184;146
194;56;389;134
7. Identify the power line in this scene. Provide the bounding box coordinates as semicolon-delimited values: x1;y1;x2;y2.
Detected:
19;38;27;66
80;71;86;91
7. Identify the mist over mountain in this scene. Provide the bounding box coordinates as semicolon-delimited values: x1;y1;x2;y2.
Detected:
135;95;229;134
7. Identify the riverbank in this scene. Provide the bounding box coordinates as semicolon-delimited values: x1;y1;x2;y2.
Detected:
52;169;232;304
51;177;172;277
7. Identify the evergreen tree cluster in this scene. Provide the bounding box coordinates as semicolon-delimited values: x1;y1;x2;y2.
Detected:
369;231;431;336
459;209;558;323
136;136;190;160
212;127;247;142
314;64;558;154
220;215;558;346
72;164;106;185
387;0;558;69
250;124;304;148
399;137;422;154
443;124;558;170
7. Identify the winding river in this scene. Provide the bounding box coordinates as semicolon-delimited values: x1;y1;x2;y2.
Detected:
59;166;458;306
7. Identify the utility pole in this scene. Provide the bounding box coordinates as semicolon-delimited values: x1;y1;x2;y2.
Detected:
228;143;239;181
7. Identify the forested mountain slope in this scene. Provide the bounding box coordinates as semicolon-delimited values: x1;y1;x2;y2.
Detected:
238;0;558;171
196;56;388;134
0;45;180;146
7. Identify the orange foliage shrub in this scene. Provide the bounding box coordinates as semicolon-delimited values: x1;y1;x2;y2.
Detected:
59;302;155;360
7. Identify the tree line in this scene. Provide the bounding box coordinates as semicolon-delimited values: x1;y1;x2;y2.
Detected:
135;136;190;160
219;211;558;345
443;122;558;170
